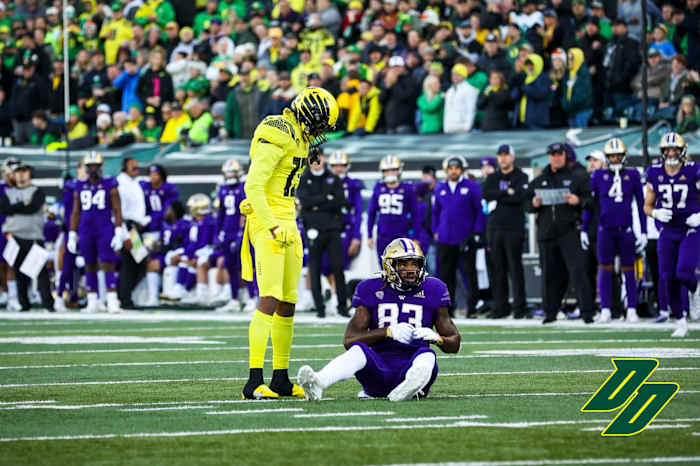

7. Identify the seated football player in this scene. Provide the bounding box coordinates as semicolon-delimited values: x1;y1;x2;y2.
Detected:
297;238;461;401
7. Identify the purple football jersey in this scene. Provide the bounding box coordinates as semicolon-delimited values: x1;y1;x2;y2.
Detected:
75;177;118;231
140;181;179;232
341;176;364;240
367;182;419;239
217;182;246;238
161;218;191;251
184;214;216;257
62;178;77;232
646;162;700;231
44;219;61;243
351;276;451;355
590;168;646;231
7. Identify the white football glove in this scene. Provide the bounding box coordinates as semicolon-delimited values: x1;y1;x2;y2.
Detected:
652;208;673;223
580;231;589;251
413;327;441;344
686;212;700;228
635;233;648;254
387;322;414;344
67;231;78;254
110;234;123;252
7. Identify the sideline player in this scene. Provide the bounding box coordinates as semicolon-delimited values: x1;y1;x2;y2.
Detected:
297;238;461;401
240;87;339;399
644;133;700;337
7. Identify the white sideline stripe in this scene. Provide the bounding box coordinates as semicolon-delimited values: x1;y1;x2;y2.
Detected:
0;336;226;345
0;344;341;355
383;456;700;466
386;415;489;422
580;424;691;432
207;408;305;415
120;406;215;412
293;411;394;418
440;367;700;377
0;358;333;370
0;400;56;405
0;400;312;411
430;390;700;400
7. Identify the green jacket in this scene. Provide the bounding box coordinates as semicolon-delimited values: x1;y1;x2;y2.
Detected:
467;71;488;93
417;92;444;134
224;90;241;138
188;112;213;144
562;56;593;114
676;107;700;134
140;125;163;142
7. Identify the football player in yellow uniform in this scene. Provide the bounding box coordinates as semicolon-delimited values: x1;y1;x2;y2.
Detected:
240;87;339;399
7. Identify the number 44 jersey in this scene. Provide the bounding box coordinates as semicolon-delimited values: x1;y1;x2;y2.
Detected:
646;162;700;231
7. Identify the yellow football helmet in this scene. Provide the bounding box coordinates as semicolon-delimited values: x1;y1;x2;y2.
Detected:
381;238;427;291
187;193;211;217
290;87;339;142
222;159;243;182
659;132;687;166
83;151;104;166
379;155;403;183
327;151;350;167
602;138;626;169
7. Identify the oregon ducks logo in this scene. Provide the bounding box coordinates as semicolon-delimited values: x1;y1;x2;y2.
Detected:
581;358;679;436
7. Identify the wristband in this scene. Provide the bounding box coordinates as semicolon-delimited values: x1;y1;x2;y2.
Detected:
436;336;444;346
386;326;392;339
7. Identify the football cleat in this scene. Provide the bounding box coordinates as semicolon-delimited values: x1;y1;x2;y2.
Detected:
241;384;279;400
243;299;257;313
597;308;611;323
53;298;67;313
297;365;323;401
387;362;432;402
357;390;374;400
626;308;639;323
6;299;22;312
671;317;689;338
215;299;241;313
654;311;670;323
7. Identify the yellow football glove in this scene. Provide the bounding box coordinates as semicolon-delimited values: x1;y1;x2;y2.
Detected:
269;224;292;247
239;199;253;216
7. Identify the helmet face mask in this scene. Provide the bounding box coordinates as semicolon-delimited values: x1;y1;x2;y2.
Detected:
291;87;339;143
379;155;403;184
660;132;687;167
381;238;427;292
222;159;242;184
187;193;211;217
603;138;626;170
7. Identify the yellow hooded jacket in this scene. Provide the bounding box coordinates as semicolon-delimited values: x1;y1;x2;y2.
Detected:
519;53;544;123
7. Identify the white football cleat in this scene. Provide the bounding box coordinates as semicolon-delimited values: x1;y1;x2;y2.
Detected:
297;365;323;401
690;290;700;321
180;292;199;305
296;289;314;312
597;308;612;323
211;287;231;306
357;390;374;400
243;298;257;313
7;300;22;312
143;296;160;308
626;308;639;323
215;299;241;313
165;284;186;301
387;358;433;402
83;300;99;313
671;317;689;338
107;301;122;314
98;300;108;313
53;298;67;313
0;292;7;306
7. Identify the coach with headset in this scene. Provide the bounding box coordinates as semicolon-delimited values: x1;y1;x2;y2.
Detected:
117;157;150;308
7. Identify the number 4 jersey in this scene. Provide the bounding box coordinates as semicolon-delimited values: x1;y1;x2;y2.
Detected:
351;276;451;355
646;162;700;231
75;177;119;231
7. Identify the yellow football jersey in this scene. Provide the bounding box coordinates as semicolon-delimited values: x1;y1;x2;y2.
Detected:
244;108;309;230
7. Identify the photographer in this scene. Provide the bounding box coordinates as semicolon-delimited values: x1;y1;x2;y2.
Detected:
297;151;349;318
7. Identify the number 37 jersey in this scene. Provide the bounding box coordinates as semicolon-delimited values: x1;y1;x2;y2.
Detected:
75;177;118;231
645;162;700;231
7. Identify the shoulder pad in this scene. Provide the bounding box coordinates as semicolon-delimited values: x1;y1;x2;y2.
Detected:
259;116;296;142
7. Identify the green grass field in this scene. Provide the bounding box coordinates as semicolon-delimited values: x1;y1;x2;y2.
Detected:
0;313;699;466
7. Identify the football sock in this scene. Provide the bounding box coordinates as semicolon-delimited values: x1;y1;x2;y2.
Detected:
598;269;612;310
242;368;265;398
7;280;17;300
105;271;118;290
317;344;367;389
623;269;637;308
248;310;273;368
146;272;160;302
196;283;208;301
269;369;293;395
176;266;187;286
98;270;107;300
86;271;98;292
271;313;294;370
186;267;197;290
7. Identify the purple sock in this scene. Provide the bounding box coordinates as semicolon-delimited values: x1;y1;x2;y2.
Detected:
598;268;612;309
86;270;98;292
106;271;118;290
176;266;187;286
59;251;75;294
623;270;637;308
658;278;668;312
185;270;196;291
667;279;684;319
224;252;240;299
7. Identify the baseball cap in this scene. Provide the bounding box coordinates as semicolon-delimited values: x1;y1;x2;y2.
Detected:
543;8;557;17
485;33;498;42
590;0;604;8
96;103;111;113
585;150;605;164
308;72;321;80
481;156;497;170
497;144;515;156
648;48;661;57
349;0;363;8
269;27;282;38
388;55;405;67
572;0;586;5
547;143;566;154
458;20;472;28
452;63;468;78
111;1;123;11
445;156;466;169
46;6;58;15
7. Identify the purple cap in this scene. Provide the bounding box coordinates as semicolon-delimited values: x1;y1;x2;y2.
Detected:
481;156;497;170
497;144;514;156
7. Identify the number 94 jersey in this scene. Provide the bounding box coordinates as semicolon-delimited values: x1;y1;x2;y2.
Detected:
351;276;451;354
75;177;118;230
646;162;700;231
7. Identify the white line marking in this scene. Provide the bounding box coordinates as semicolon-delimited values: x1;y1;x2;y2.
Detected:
0;344;341;355
580;424;691;432
293;411;394;418
476;348;700;358
207;408;305;415
0;336;225;345
119;406;216;412
0;358;333;370
386;415;489;422
383;456;700;466
441;367;700;377
0;400;56;405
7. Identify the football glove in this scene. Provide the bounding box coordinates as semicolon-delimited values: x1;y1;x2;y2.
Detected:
413;327;441;344
686;212;700;228
110;234;123;252
387;322;414;344
580;231;589;251
652;208;673;223
308;144;323;165
269;224;294;247
67;231;78;254
239;199;253;216
635;233;648;254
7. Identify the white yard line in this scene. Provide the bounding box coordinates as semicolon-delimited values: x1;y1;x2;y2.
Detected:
119;406;216;412
580;424;691;432
382;456;700;466
386;415;489;422
293;411;394;418
0;344;341;355
0;358;333;370
0;400;56;405
207;408;305;415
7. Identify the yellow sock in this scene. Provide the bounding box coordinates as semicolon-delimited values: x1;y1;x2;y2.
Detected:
248;310;273;368
271;313;294;370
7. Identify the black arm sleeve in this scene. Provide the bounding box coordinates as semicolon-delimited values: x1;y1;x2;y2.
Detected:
11;188;46;215
0;193;12;215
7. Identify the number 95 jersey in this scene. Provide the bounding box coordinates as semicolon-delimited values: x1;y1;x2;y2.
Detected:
351;276;451;354
75;177;119;230
646;162;700;231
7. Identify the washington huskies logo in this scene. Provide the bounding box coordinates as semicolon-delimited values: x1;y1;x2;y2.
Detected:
581;358;678;436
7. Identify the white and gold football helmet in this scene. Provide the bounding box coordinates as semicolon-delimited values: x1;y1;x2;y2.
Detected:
379;155;403;183
187;193;211;217
603;138;626;170
327;151;350;167
659;132;687;167
381;238;427;291
222;159;243;184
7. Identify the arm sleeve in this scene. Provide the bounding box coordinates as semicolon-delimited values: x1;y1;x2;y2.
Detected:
10;188;46;215
0;193;12;215
481;174;505;202
243;133;286;231
431;190;441;235
582;209;591;231
366;186;378;239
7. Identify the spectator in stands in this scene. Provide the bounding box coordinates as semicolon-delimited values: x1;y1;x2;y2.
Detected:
464;57;488;93
225;68;266;139
96;113;114;145
291;48;321;91
589;1;613;40
320;59;340;97
510;0;544;33
185;98;213;146
417;75;445;134
512;53;551;129
29;111;61;147
160;101;191;143
348;78;382;136
139;106;163;142
9;53;49;145
681;0;700;70
676;94;700;133
505;23;526;64
100;1;134;65
657;54;691;120
138;48;174;113
340;0;364;46
114;57;142;113
618;0;662;41
548;48;568;128
478;33;513;81
649;24;676;60
562;48;594;128
67;105;89;141
579;19;608;123
542;9;569;55
603;19;641;119
456;20;483;62
0;89;11;145
443;64;478;133
631;49;670;120
48;57;76;119
317;0;342;37
478;70;512;131
263;71;296;116
379;55;420;134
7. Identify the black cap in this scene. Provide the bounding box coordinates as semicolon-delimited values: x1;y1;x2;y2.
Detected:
547;142;566;154
459;20;471;28
422;165;436;175
308;72;321;80
485;33;498;42
613;18;627;26
543;8;557;17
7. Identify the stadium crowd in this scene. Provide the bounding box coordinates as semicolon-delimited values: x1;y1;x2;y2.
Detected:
1;0;700;148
